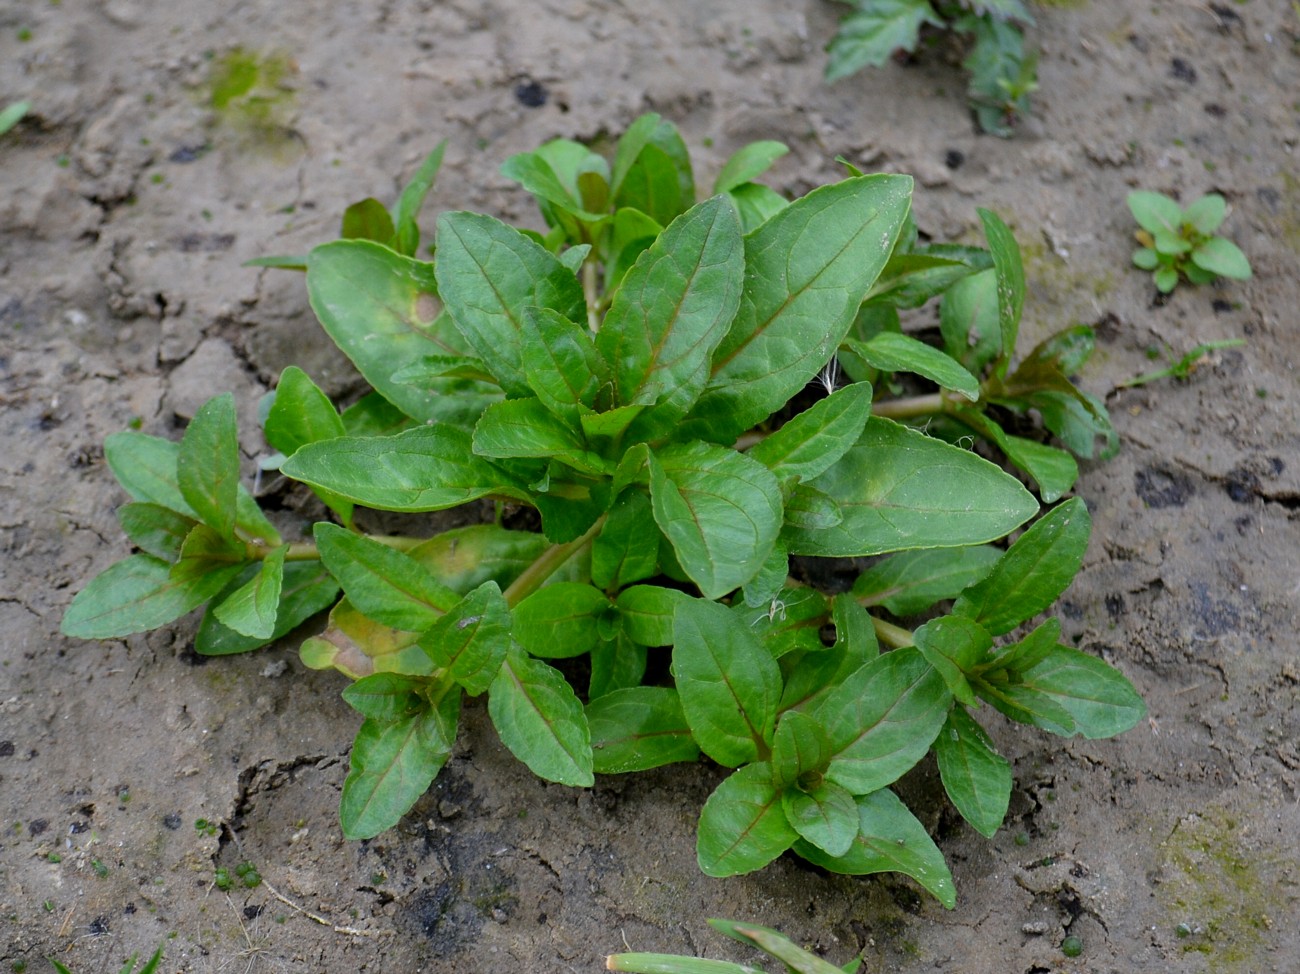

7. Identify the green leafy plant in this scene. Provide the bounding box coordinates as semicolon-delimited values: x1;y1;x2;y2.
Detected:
1117;338;1245;389
49;946;163;974
62;115;1142;904
825;1;1038;136
1128;191;1252;294
608;918;852;973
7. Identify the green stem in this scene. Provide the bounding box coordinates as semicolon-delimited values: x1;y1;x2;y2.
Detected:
870;392;947;420
502;517;605;608
871;615;914;650
252;534;425;563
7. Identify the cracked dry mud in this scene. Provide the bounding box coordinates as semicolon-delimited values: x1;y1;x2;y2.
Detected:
2;2;1298;972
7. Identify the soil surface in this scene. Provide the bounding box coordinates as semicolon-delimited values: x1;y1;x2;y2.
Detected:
3;2;1299;972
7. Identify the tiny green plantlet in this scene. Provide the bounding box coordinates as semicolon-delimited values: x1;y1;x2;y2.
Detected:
608;918;854;973
48;946;164;974
1127;191;1252;294
825;1;1038;136
1117;338;1245;389
62;116;1142;905
0;100;30;137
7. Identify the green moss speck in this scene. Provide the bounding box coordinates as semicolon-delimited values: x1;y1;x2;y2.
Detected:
202;48;299;157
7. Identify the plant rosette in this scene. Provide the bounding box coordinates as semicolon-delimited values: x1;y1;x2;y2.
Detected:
1128;190;1252;294
62;114;1143;906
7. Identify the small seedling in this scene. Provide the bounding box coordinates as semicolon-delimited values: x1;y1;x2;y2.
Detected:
62;117;1142;905
0;100;30;137
194;817;219;837
1117;338;1245;388
48;945;163;974
213;867;233;891
825;1;1038;135
1061;934;1084;957
608;918;854;973
1128;191;1252;294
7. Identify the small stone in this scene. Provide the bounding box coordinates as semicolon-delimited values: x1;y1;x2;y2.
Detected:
1022;921;1048;935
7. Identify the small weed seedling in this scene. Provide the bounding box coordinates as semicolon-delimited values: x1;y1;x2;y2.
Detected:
63;117;1142;905
1128;191;1252;294
825;1;1038;135
49;946;163;974
0;100;30;137
1117;338;1245;389
608;918;850;973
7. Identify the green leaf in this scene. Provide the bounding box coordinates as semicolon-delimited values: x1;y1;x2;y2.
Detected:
472;398;609;475
734;586;830;660
786;418;1038;558
825;0;941;81
777;626;877;716
782;484;842;532
978;209;1024;378
177;393;240;539
782;779;858;859
521;306;609;421
105;432;197;519
1132;247;1160;271
848;332;980;401
933;706;1012;838
597;196;745;442
282;425;526;512
591;490;660;590
673;598;781;767
615;585;687;647
973;674;1076;736
865;248;990;309
243;254;308;270
741;542;790;609
589;634;648;699
912;616;992;707
952;409;1078;502
953;497;1089;636
341;197;396;246
794;788;957;909
117;503;197;561
434;210;587;396
713;140;790;194
392;141;446;256
697;763;797;877
212;545;287;639
614;120;695;228
1182;193;1226;234
419;581;511;695
649;442;783;600
606;954;759;974
0;100;31;136
747;382;874;483
1126;190;1182;236
938;267;1001;375
1191;237;1252;280
852;546;1001;616
587;687;701;774
61;554;242;639
341;673;425;721
488;649;594;786
709;920;850;974
688;174;913;441
340;690;460;839
501;146;606;224
816;647;951;795
264;366;346;455
991;617;1059;673
832;593;877;659
1020;646;1146;738
1154;265;1179;293
771;710;833;789
314;522;459;631
195;561;340;656
727;182;790;234
306;239;503;424
512;582;611;659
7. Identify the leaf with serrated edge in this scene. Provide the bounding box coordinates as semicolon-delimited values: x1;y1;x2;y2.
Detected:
283;425;527;512
953;497;1089;636
597;196;744;443
434;210;586;396
61;554;244;639
673;598;781;767
419;581;510;695
488;649;593;786
314;522;459;632
933;706;1011;838
852;546;1002;616
787;418;1038;558
649;442;783;600
587;686;700;774
340;691;460;839
697;763;797;877
213;545;287;639
686;174;913;442
177;394;240;539
794;788;956;909
748;381;874;483
816;647;951;795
